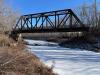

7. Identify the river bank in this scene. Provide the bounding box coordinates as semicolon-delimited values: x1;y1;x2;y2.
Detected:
45;36;100;52
0;34;57;75
22;32;100;52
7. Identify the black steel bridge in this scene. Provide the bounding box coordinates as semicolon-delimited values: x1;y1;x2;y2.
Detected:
12;9;89;34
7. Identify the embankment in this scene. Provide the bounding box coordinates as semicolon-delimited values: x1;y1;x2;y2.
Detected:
0;34;57;75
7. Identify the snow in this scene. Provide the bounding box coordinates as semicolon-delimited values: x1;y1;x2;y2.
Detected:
25;39;100;75
25;39;58;46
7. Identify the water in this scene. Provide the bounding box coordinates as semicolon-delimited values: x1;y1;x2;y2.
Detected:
25;39;100;75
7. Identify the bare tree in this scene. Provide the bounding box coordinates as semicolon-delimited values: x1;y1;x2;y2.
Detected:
0;0;19;32
78;1;100;29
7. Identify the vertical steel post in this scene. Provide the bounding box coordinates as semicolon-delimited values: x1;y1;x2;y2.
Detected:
42;15;44;29
55;12;57;28
46;16;48;28
26;18;29;29
70;14;72;27
58;15;59;28
31;15;33;29
21;17;23;30
36;17;37;28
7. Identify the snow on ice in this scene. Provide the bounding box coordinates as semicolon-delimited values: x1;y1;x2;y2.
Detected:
25;39;100;75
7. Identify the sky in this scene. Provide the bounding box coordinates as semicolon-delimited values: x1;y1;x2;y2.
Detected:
5;0;99;15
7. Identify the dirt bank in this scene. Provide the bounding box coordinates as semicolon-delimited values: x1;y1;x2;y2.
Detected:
0;34;57;75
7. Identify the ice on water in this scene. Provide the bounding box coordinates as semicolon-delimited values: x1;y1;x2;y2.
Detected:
25;39;100;75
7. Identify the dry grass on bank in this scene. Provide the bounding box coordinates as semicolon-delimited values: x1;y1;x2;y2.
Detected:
0;34;57;75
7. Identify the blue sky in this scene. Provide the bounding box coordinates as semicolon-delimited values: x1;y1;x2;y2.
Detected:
5;0;99;15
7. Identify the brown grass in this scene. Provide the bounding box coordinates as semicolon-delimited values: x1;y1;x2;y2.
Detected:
0;34;57;75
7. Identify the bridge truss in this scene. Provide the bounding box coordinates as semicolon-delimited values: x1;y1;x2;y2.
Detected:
13;9;89;33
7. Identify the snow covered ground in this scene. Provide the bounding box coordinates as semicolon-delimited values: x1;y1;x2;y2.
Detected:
25;39;100;75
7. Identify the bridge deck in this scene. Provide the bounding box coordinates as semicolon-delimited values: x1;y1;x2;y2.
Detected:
12;27;89;33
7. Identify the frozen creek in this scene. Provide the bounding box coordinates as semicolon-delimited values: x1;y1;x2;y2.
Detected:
25;39;100;75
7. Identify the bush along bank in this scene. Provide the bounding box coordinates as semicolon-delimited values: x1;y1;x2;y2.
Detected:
0;34;57;75
59;36;100;52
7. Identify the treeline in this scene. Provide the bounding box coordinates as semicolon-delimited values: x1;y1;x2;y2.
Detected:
0;0;19;33
78;1;100;32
